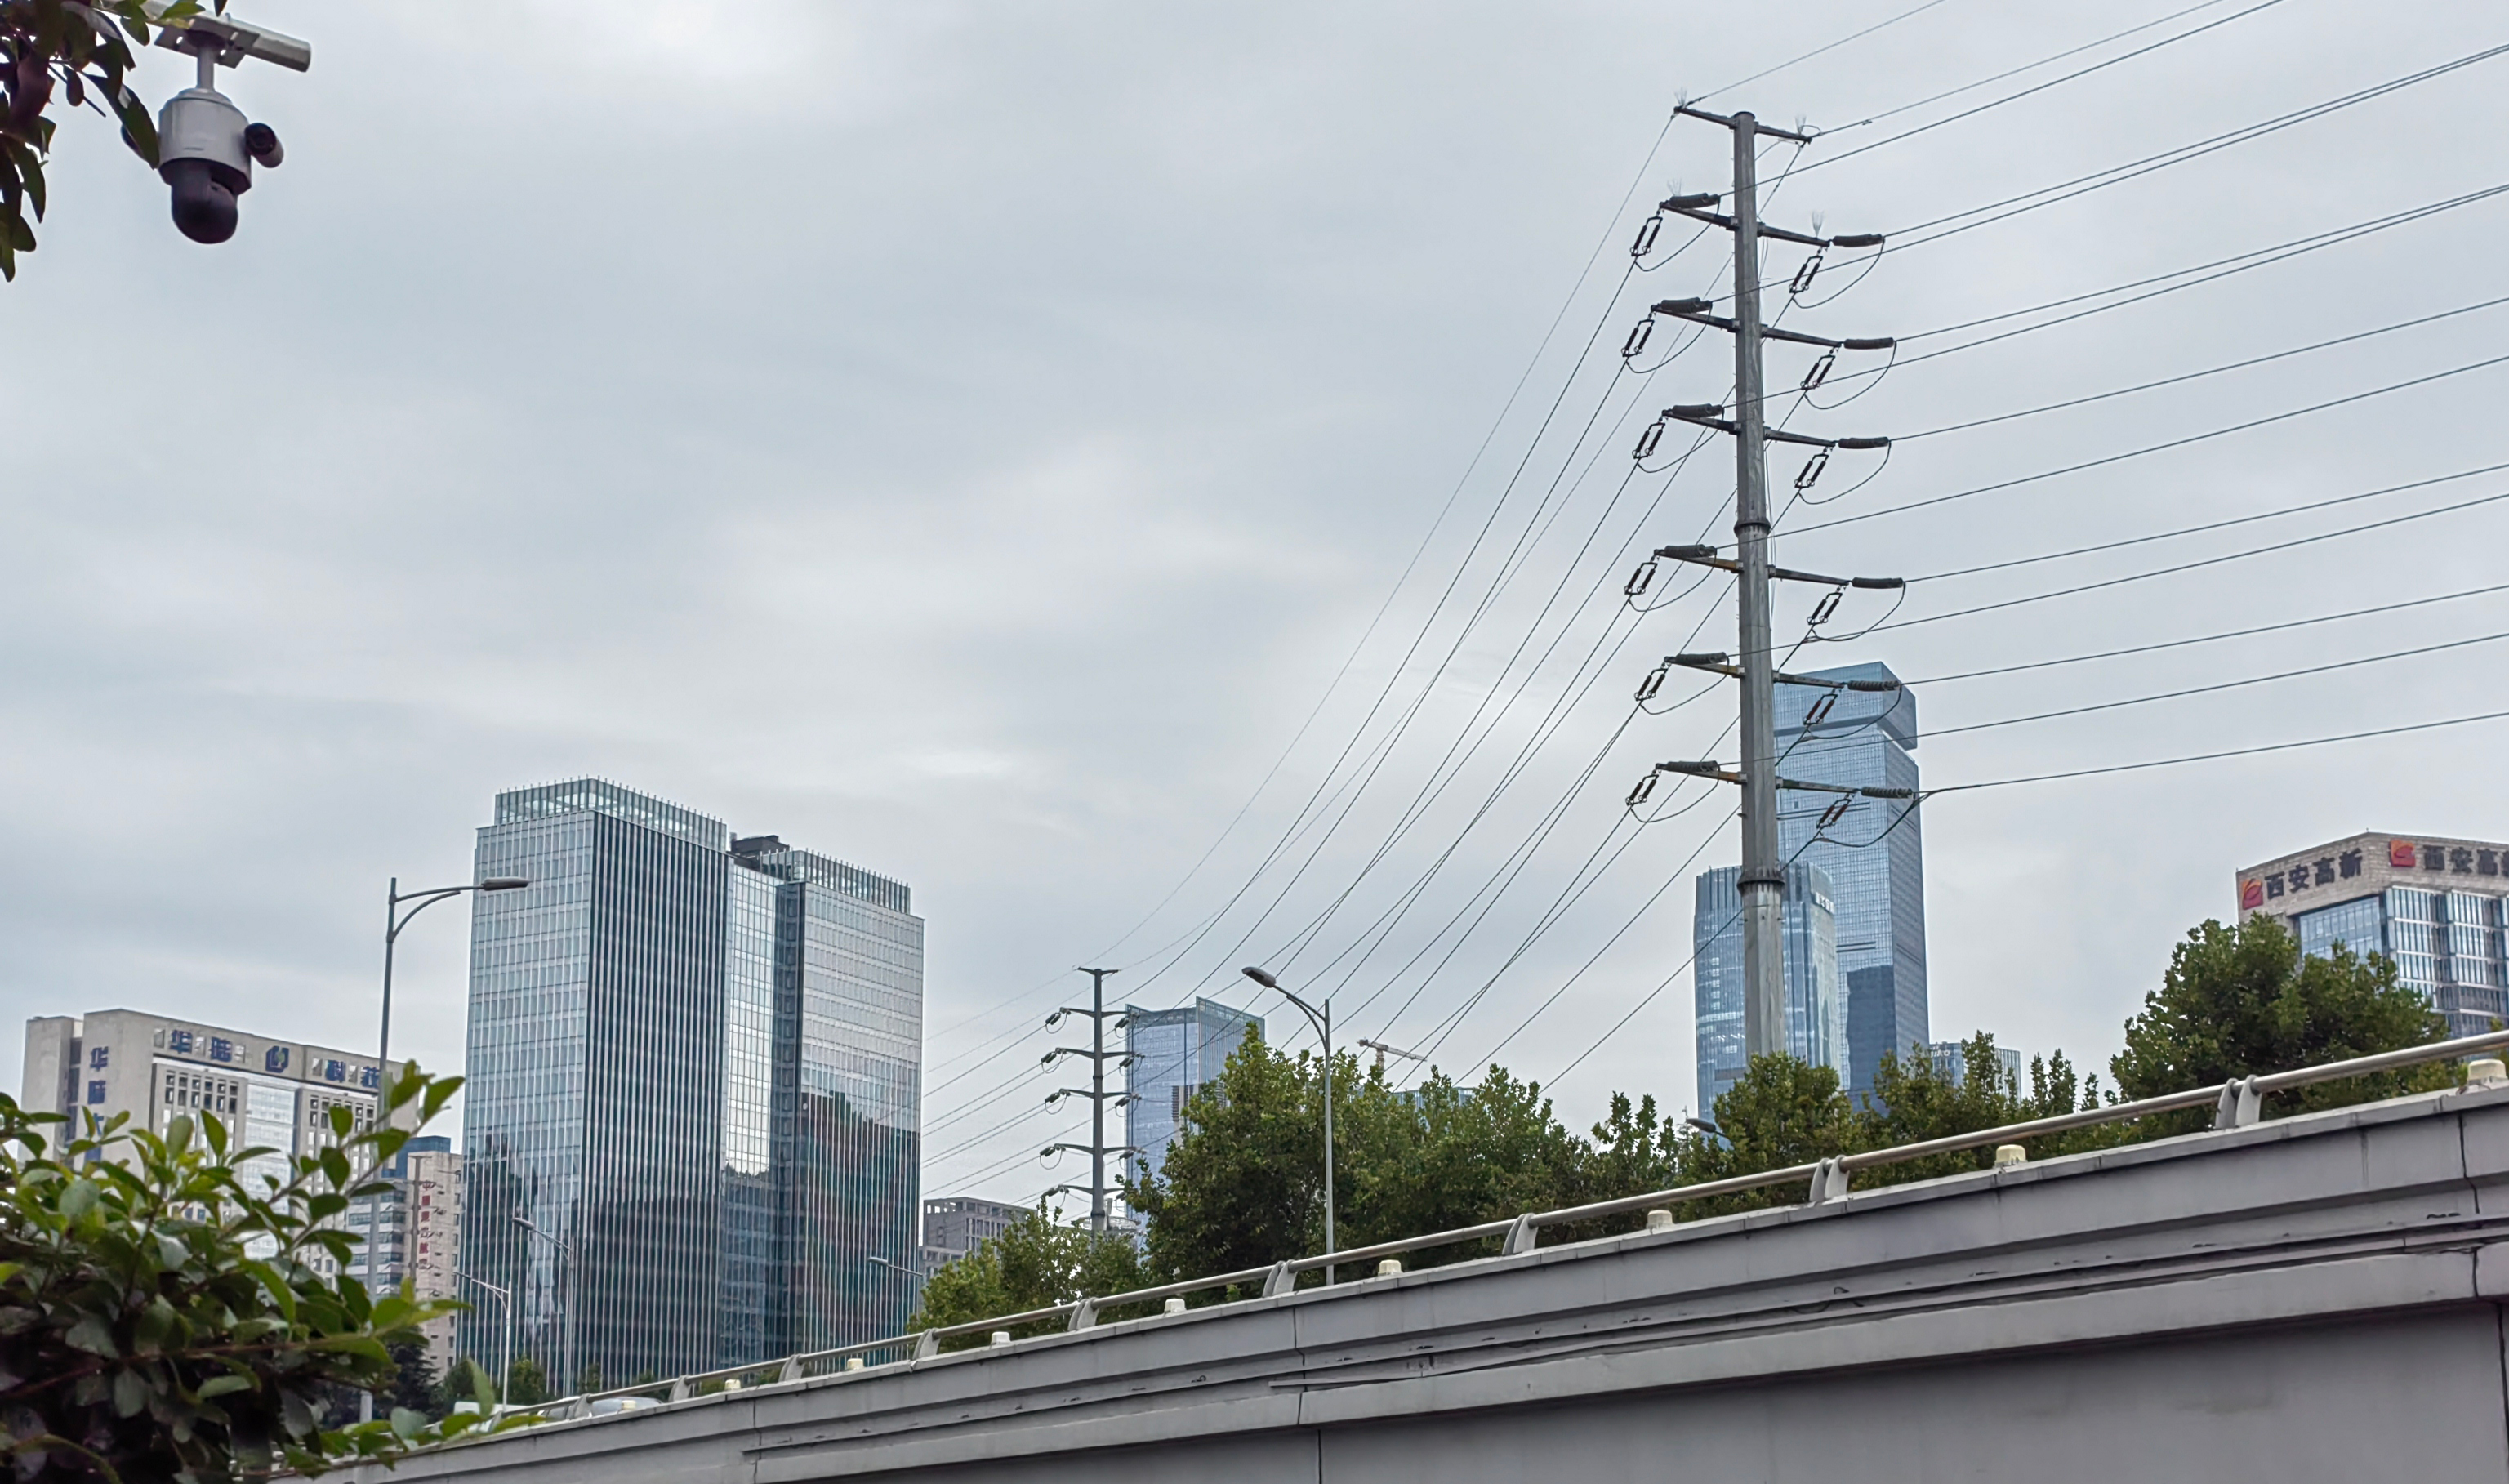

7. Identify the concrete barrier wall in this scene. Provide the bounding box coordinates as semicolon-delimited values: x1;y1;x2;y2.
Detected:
371;1082;2509;1484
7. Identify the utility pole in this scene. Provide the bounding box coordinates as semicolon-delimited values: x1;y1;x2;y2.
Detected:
1620;104;1899;1062
1041;968;1133;1234
1725;111;1789;1065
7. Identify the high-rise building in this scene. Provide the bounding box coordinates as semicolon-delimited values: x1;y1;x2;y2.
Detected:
1124;999;1261;1183
2236;831;2509;1037
20;1010;408;1281
1693;862;1845;1116
1773;662;1928;1099
398;1138;463;1377
1925;1041;2023;1090
919;1194;1026;1273
458;779;923;1389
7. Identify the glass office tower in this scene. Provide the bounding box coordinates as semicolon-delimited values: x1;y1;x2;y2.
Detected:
1693;862;1845;1117
2240;831;2509;1037
1124;999;1262;1181
459;780;922;1388
1771;662;1928;1101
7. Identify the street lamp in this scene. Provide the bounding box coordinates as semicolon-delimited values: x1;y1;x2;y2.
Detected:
511;1213;573;1396
455;1272;515;1411
362;875;524;1421
1241;965;1334;1283
380;875;529;1078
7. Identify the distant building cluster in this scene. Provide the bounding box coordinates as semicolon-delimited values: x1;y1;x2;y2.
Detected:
1694;662;1930;1113
31;750;2509;1397
2238;831;2509;1037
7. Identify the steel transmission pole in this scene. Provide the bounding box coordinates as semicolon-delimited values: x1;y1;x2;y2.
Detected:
1633;105;1896;1068
1727;112;1788;1063
1042;969;1134;1235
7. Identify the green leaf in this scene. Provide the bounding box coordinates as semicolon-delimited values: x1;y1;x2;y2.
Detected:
132;1295;177;1353
390;1406;426;1438
328;1105;353;1139
112;1367;149;1418
58;1178;98;1220
421;1076;465;1122
65;1315;117;1357
196;1374;256;1400
167;1114;194;1155
305;1192;347;1222
155;1232;189;1269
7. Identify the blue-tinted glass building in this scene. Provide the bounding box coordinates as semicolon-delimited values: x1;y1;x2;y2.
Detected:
1124;999;1261;1183
459;780;922;1388
2240;831;2509;1037
1693;862;1844;1116
1771;662;1928;1100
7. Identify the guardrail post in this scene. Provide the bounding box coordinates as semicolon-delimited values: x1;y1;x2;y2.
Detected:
1501;1213;1540;1256
912;1330;939;1361
1067;1298;1098;1332
666;1377;690;1403
2213;1076;2262;1130
1807;1157;1849;1204
778;1357;803;1384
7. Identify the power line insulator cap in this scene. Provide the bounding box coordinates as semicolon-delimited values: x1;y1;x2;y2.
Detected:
1662;192;1720;209
1655;543;1716;559
1652;297;1714;315
1835;436;1891;450
1842;337;1895;351
1830;233;1884;248
1669;403;1725;419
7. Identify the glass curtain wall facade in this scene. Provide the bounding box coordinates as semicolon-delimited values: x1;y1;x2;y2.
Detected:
2294;885;2509;1036
460;781;923;1388
1693;862;1844;1117
1771;662;1928;1100
1124;999;1262;1183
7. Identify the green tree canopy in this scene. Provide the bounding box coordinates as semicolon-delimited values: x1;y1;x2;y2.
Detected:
2113;914;2451;1125
0;1067;520;1482
0;0;180;279
909;1205;1145;1349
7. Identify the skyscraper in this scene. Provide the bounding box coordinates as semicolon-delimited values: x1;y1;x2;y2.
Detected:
458;779;922;1388
1693;862;1845;1116
2237;831;2509;1037
1772;661;1928;1099
1124;998;1261;1183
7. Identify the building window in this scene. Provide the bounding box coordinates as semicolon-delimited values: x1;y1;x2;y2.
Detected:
86;1081;105;1106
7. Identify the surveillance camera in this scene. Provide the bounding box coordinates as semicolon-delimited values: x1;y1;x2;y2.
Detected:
157;87;286;244
149;11;310;246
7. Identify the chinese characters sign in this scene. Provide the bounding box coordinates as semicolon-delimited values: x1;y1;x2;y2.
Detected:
2241;837;2509;911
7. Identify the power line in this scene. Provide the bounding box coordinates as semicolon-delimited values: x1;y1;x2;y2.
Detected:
1932;706;2509;793
1892;293;2509;442
1785;349;2509;539
1869;485;2509;635
1905;580;2509;687
1830;0;2252;131
1691;0;1961;105
1884;39;2509;249
1906;629;2509;743
1910;461;2509;583
1792;0;2286;175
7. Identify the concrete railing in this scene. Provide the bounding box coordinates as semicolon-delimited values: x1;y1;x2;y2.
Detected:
524;1027;2509;1422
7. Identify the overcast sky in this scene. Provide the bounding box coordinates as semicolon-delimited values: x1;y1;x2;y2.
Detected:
5;0;2506;1208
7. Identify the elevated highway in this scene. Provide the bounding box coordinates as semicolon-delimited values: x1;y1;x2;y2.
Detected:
372;1079;2509;1482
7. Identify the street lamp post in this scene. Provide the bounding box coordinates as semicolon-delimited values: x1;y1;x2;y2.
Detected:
511;1213;573;1395
1241;966;1334;1283
455;1272;514;1411
363;875;525;1421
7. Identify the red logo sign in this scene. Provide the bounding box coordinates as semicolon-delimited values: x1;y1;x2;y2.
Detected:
2239;879;2265;910
2390;840;2418;869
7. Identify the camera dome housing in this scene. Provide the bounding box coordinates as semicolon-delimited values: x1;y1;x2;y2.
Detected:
156;87;253;245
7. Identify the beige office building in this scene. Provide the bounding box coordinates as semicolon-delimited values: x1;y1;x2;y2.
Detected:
21;1009;411;1281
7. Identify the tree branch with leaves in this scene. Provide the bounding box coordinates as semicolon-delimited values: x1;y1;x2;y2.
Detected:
0;1066;529;1482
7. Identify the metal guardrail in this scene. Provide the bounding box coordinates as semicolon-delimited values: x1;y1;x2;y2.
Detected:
529;1028;2509;1421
